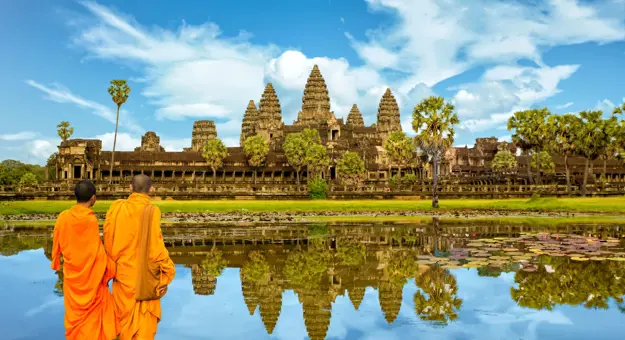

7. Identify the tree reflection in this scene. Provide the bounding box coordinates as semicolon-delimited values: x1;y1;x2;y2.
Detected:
511;255;625;311
413;265;463;325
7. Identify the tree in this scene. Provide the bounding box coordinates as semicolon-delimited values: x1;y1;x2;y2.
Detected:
336;151;366;185
56;121;74;142
202;139;228;186
46;153;58;181
531;151;555;175
507;108;553;185
283;133;308;184
491;143;517;175
412;96;459;208
305;144;330;179
574;110;613;196
383;131;414;179
242;135;269;185
549;114;581;195
18;172;38;187
301;128;321;145
107;80;131;184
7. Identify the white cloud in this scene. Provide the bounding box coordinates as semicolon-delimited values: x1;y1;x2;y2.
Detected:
555;102;574;110
1;138;59;165
0;131;38;141
455;64;579;132
498;135;511;142
594;98;625;113
340;17;345;23
352;0;625;88
25;80;143;134
95;132;191;152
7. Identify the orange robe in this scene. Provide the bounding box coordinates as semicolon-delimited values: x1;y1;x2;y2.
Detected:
51;204;119;340
103;193;176;340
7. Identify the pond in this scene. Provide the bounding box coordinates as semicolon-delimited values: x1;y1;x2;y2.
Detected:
1;221;625;340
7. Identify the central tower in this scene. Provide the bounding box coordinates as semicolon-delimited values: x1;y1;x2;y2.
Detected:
294;65;335;126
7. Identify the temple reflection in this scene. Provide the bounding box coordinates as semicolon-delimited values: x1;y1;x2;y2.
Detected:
2;220;625;340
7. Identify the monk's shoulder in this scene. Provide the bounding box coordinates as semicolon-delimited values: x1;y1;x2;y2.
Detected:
105;199;125;215
150;204;162;217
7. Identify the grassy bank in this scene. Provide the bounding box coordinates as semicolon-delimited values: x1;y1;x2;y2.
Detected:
1;196;625;215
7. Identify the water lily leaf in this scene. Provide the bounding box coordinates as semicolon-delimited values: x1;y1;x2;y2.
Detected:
571;257;589;261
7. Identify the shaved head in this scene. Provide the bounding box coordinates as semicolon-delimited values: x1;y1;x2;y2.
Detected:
131;174;152;193
75;180;96;203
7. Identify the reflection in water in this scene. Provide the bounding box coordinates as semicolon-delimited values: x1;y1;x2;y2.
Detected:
1;221;625;339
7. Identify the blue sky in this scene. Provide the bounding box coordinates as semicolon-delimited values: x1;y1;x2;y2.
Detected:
1;0;625;164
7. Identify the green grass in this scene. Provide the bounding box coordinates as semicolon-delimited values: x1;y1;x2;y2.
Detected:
2;196;625;215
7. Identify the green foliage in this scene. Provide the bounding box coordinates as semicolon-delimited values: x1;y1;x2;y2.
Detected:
242;135;269;168
283;248;332;290
573;110;612;161
491;147;517;174
383;131;414;170
414;265;463;325
18;172;38;187
336;241;366;266
56;121;74;142
283;133;308;178
549;114;580;157
202;139;228;170
107;80;131;107
240;251;270;284
200;249;228;277
305;144;330;177
412;96;459;159
530;151;555;175
336;151;365;185
0;160;45;186
389;173;419;187
508;108;553;154
307;176;328;199
301;128;321;145
307;223;329;237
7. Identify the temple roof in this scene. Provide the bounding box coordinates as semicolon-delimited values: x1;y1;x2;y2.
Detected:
346;104;365;127
376;88;402;133
258;83;282;128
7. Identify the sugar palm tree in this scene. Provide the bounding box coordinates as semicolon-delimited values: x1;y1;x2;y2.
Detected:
412;96;459;208
107;80;131;184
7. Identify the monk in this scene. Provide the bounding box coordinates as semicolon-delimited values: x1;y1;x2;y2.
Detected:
103;174;176;340
50;180;119;340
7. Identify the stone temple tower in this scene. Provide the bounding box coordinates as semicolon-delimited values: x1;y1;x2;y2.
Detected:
256;83;283;146
376;88;402;140
346;104;365;127
240;100;259;146
294;65;335;126
185;120;217;152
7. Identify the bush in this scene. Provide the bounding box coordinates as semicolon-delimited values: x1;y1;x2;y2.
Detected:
389;173;419;187
308;176;328;199
18;172;38;187
528;192;541;202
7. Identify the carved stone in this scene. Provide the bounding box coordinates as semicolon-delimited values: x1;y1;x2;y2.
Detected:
135;132;165;152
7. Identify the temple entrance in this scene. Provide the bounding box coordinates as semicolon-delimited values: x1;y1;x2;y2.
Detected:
73;166;81;179
330;130;338;140
330;167;336;180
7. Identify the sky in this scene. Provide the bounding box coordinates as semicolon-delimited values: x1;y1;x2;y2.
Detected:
1;0;625;165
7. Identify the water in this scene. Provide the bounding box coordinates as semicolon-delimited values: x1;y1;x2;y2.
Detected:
1;221;625;340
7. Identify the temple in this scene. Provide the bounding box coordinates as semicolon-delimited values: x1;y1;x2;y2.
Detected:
46;64;625;194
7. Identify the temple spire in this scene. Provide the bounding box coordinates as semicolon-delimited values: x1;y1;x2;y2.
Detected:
346;104;365;127
257;83;283;129
295;64;333;125
240;100;259;146
376;88;402;137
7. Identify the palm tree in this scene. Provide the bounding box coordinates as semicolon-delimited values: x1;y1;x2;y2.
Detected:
107;80;131;184
56;121;74;142
508;108;552;185
412;96;459;208
548;114;580;195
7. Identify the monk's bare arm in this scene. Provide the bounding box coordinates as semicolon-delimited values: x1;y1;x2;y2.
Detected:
50;212;64;271
149;206;176;287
